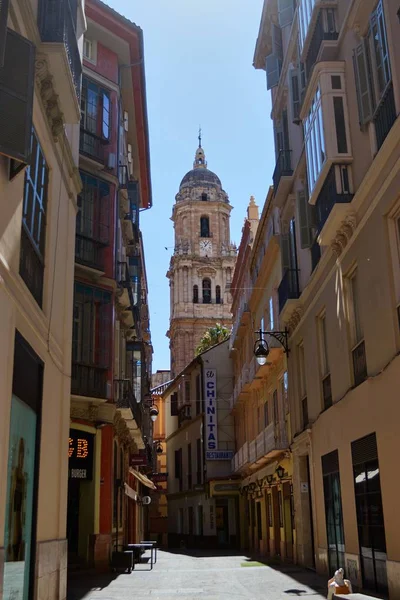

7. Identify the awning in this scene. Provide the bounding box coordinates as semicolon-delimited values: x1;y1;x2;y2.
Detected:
240;461;278;488
129;467;156;490
124;482;138;501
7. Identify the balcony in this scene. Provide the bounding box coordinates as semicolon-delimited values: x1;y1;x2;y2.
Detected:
71;363;108;398
374;82;397;152
248;423;289;468
272;150;293;207
305;10;339;77
116;380;143;431
299;0;338;58
79;129;107;163
315;164;354;247
75;234;106;271
311;237;321;272
249;440;256;464
232;442;249;473
278;268;300;314
38;0;81;123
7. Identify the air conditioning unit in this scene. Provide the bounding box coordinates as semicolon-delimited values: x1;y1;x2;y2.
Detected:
142;495;151;505
107;153;116;170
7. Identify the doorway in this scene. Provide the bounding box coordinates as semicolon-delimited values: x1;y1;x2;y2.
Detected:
272;487;281;556
283;482;293;560
256;501;262;552
216;500;229;547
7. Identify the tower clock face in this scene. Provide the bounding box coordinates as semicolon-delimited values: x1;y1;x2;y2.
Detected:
199;240;212;256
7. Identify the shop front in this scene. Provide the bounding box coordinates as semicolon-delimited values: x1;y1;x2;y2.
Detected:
209;480;241;549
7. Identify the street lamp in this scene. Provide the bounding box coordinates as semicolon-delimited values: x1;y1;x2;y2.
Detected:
276;465;285;479
154;441;163;454
253;327;290;365
149;405;159;422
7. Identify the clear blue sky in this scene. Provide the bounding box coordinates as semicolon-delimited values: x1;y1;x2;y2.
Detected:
107;0;274;372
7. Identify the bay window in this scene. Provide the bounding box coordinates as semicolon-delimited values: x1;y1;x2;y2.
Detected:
80;76;111;161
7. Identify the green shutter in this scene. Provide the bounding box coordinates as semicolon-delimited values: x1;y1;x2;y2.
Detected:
290;69;300;123
298;190;313;249
280;232;291;274
272;23;283;61
353;40;374;127
0;28;35;163
266;54;282;90
278;0;295;28
0;0;9;66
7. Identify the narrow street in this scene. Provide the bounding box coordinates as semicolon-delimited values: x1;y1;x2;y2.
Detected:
67;551;327;600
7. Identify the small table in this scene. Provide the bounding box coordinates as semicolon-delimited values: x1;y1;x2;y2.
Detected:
124;543;154;570
140;541;157;563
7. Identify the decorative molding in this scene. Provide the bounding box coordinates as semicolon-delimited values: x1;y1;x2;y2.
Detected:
287;306;304;334
35;56;65;141
330;213;357;258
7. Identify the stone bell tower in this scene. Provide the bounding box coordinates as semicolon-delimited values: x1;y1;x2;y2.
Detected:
166;139;237;377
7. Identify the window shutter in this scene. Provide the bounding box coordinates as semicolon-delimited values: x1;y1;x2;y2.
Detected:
351;432;378;465
0;28;35;163
298;190;313;248
272;24;283;61
353;40;374;127
171;392;178;416
278;0;295;28
266;54;282;90
289;69;301;123
299;61;306;103
321;449;339;475
280;232;291;273
0;0;9;66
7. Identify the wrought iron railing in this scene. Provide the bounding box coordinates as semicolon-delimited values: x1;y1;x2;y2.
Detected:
278;268;300;313
273;149;293;192
322;373;332;410
71;363;108;398
79;129;107;162
75;234;106;270
19;225;44;307
315;165;353;234
374;82;397;151
352;339;367;387
38;0;82;101
305;10;339;77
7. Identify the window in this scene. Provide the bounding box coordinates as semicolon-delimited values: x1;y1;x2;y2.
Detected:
351;433;387;595
266;24;283;89
322;450;345;574
171;392;178;416
193;285;199;304
278;0;296;28
0;28;35;163
202;278;211;304
71;283;112;398
282;371;289;414
370;1;391;99
83;38;97;64
195;374;201;415
298;188;315;249
333;97;348;154
216;285;221;304
298;342;308;428
187;443;192;489
200;216;210;237
318;312;332;409
174;448;183;491
264;401;269;427
304;87;326;196
267;494;273;526
196;438;202;484
290;68;301;123
185;380;191;405
201;193;207;201
19;128;48;307
80;77;111;160
273;389;278;423
76;173;110;270
347;271;367;386
269;296;275;329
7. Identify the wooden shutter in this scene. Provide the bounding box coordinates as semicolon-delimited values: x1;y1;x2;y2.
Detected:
290;69;301;123
298;190;313;248
0;28;35;163
272;24;283;60
280;232;291;273
266;54;281;90
351;432;378;466
278;0;295;28
353;40;374;127
0;0;9;66
282;109;290;153
171;392;178;416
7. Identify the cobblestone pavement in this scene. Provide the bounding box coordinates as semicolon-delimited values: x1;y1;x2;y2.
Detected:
68;550;328;600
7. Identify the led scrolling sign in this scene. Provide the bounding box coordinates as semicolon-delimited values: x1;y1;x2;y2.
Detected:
68;429;94;480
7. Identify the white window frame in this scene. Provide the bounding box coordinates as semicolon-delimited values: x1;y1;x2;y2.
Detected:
83;38;97;65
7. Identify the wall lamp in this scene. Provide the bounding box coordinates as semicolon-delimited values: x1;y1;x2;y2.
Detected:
253;327;290;365
154;440;163;454
266;474;274;484
149;405;159;422
276;465;285;479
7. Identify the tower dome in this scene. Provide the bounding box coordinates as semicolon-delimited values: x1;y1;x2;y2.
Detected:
178;138;227;201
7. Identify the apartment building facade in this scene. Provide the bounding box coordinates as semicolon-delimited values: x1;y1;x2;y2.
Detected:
0;1;84;599
254;0;400;596
67;0;154;569
164;340;239;549
230;194;295;560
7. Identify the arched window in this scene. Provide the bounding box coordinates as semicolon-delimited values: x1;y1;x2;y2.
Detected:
193;285;199;303
216;285;221;304
201;193;207;201
200;216;210;237
202;278;211;304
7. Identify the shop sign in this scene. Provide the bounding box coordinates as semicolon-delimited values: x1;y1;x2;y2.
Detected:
204;369;218;451
68;429;94;480
152;473;168;482
212;482;240;494
131;455;148;466
206;450;234;460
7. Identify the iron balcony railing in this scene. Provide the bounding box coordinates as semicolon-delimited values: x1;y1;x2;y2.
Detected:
75;234;106;270
374;82;397;151
352;340;367;387
38;0;81;101
315;165;353;234
71;363;108;398
305;10;339;77
278;268;300;313
272;150;293;192
79;129;107;162
116;380;143;430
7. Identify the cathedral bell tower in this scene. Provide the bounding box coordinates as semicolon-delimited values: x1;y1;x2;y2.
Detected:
167;140;237;377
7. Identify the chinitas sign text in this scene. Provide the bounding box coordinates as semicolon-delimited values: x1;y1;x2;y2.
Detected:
205;369;218;451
